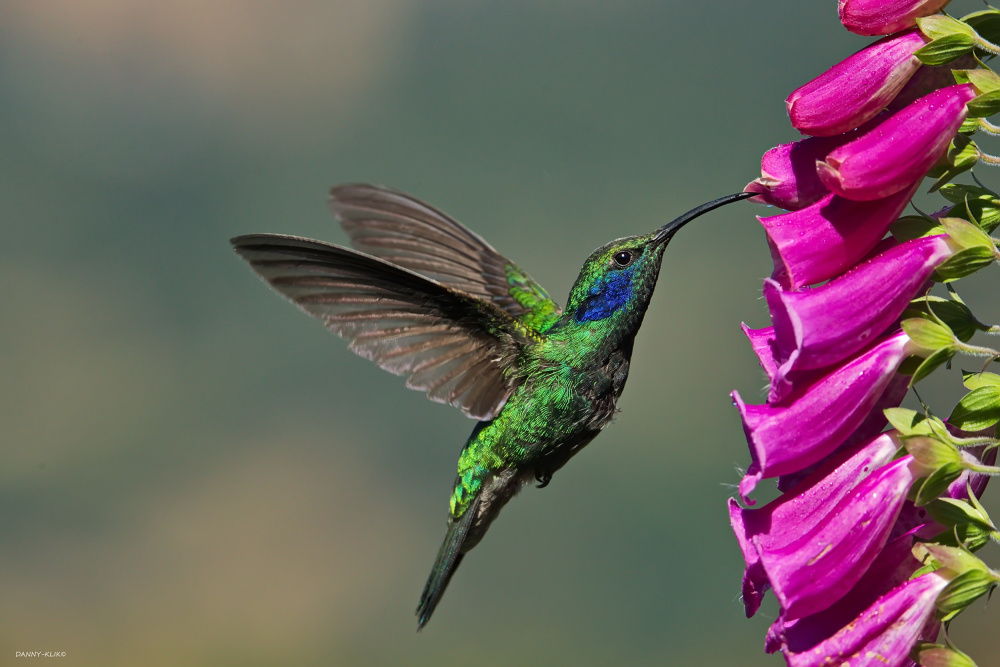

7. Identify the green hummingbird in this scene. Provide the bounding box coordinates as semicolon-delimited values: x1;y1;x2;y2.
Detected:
231;184;751;629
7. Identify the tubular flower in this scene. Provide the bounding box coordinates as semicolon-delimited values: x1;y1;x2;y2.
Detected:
765;235;956;377
734;331;915;501
765;532;922;654
786;30;927;137
745;133;859;210
760;183;917;290
781;571;950;667
775;374;909;492
729;432;901;618
817;84;977;201
839;0;953;36
754;456;920;620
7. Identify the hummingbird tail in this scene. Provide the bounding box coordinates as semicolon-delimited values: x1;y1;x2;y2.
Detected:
416;496;481;630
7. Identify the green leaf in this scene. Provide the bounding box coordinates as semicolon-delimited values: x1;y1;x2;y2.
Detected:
938;183;999;206
937;569;998;620
967;89;1000;117
904;297;978;343
960;117;981;133
953;67;1000;93
949;386;1000;431
928;137;979;191
962;370;1000;390
931;523;994;552
915;462;966;506
933;246;998;281
913;642;979;667
940;216;995;250
902;317;957;351
916;34;977;66
911;347;957;385
919;15;978;40
927;497;997;531
890;215;945;242
965;8;1000;45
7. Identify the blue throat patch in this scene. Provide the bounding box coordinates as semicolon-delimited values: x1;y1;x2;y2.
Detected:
574;268;634;323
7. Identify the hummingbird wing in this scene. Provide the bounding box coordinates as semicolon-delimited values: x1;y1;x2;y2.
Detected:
232;234;535;420
329;184;562;334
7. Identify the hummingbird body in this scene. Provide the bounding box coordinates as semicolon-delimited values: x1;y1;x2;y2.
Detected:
231;184;750;629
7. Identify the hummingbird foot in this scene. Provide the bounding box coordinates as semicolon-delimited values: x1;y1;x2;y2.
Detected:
535;470;552;488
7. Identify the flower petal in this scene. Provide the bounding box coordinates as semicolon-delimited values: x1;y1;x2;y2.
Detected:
756;456;919;619
786;30;926;136
735;332;911;500
817;84;976;201
839;0;954;36
760;184;918;290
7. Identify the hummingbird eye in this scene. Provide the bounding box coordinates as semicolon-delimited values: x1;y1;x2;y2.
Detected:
612;250;634;268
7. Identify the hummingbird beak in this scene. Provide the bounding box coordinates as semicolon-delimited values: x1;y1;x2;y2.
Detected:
652;191;755;246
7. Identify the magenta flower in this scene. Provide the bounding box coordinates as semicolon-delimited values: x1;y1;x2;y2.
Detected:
735;331;914;501
765;235;955;378
781;571;950;667
817;84;977;201
839;0;953;36
765;532;922;654
776;374;909;492
760;183;917;290
786;30;926;137
729;432;901;617
745;134;857;210
753;455;920;620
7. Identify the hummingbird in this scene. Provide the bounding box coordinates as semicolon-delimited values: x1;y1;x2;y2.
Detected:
231;184;751;629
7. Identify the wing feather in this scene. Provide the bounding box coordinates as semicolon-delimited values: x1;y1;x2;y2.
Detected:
232;234;529;420
329;183;562;333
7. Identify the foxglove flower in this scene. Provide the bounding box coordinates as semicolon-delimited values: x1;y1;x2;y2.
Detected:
753;456;920;620
766;532;922;654
765;235;956;377
786;30;926;136
776;374;909;492
781;571;950;667
760;183;917;289
729;432;901;617
745;133;860;210
839;0;953;36
817;84;976;201
735;331;914;501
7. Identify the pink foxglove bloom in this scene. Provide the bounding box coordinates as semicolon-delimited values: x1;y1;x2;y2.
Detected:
839;0;953;36
765;235;955;376
729;433;900;617
786;30;926;137
761;183;917;289
776;374;909;492
782;571;950;667
754;456;920;620
766;532;922;654
746;135;852;210
735;331;913;501
817;84;976;201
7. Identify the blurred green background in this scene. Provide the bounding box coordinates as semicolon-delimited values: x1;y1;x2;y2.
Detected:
3;1;999;665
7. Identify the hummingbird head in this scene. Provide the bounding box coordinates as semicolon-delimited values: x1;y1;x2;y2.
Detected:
562;192;753;336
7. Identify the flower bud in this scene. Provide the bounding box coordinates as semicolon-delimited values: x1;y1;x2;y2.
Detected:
839;0;953;36
787;30;927;136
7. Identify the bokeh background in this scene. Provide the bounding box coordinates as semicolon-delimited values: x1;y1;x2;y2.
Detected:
4;1;1000;665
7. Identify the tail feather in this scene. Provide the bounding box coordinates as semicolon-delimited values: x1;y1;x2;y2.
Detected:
416;497;480;630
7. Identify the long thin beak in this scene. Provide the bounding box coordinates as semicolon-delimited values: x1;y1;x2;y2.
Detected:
653;191;755;245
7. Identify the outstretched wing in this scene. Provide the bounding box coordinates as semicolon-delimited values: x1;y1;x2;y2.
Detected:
329;183;562;334
232;234;536;420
